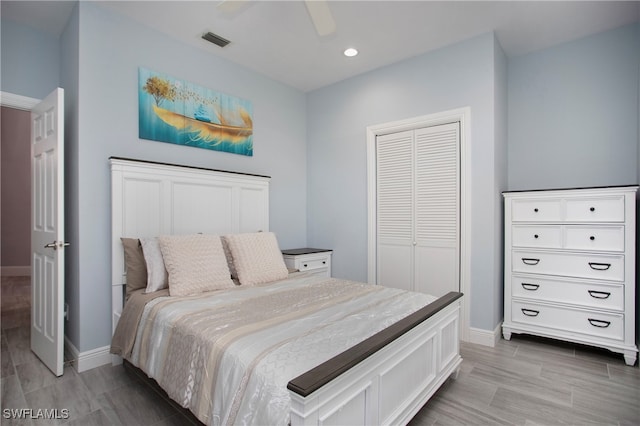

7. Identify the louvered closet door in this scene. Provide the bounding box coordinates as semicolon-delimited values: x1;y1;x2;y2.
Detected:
376;123;460;297
377;130;414;291
414;123;459;296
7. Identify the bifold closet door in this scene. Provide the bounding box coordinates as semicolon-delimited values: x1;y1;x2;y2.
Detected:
377;130;414;292
413;123;459;296
376;123;460;297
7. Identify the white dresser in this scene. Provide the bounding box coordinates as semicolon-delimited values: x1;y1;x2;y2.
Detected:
502;186;638;365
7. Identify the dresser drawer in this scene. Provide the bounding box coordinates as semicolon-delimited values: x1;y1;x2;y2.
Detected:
511;301;624;341
512;250;624;281
565;196;625;222
512;199;562;222
512;225;562;249
564;226;625;252
511;275;624;311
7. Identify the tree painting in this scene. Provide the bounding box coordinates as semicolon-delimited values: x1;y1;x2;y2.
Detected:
138;68;253;156
143;76;177;107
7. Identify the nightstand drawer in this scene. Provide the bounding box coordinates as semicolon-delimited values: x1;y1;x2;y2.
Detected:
297;257;329;271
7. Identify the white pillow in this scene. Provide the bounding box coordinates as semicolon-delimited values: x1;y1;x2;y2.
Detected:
140;237;168;293
158;234;235;296
222;232;288;286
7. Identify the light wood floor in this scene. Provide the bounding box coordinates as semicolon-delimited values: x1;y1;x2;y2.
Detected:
1;276;639;425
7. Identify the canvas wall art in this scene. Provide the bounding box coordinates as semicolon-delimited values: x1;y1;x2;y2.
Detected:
138;68;253;156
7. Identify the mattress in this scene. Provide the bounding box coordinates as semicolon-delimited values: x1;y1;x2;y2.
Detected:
112;272;436;425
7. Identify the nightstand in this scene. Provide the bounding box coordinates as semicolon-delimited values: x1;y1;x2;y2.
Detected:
281;248;332;277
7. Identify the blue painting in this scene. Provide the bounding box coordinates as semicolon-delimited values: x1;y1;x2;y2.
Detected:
138;68;253;156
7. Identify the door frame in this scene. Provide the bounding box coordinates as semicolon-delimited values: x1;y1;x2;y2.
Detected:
1;91;40;111
1;91;40;277
366;107;471;342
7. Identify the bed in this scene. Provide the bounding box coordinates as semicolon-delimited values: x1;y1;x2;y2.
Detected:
110;157;463;425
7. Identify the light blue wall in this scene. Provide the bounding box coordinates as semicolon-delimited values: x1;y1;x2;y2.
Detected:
3;3;638;352
508;23;640;190
69;2;307;351
493;36;509;328
60;3;80;347
306;33;508;331
0;18;60;98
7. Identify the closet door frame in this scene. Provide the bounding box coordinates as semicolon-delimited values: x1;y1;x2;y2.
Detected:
366;107;470;342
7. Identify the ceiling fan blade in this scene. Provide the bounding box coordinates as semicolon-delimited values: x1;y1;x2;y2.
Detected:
304;0;336;36
217;0;251;15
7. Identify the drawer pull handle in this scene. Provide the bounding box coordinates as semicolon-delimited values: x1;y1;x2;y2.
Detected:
588;262;611;271
322;261;326;264
303;264;308;268
590;207;595;212
534;234;539;239
521;308;539;317
534;208;539;213
588;290;611;299
589;236;595;241
521;283;540;291
522;258;540;266
588;318;611;328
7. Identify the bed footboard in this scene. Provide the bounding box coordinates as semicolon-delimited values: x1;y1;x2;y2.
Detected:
287;291;463;426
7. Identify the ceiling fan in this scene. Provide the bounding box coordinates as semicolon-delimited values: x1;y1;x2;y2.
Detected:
217;0;337;36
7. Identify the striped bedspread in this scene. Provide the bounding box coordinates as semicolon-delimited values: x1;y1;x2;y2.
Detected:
121;273;436;425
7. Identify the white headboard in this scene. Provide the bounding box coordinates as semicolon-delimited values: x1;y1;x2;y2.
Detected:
110;157;270;338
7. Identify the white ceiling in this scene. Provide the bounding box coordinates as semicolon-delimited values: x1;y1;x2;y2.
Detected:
3;1;639;92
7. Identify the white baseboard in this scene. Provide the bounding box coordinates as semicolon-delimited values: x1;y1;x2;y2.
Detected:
468;323;502;348
1;266;31;277
64;336;111;373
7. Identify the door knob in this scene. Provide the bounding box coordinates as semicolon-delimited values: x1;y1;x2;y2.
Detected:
44;241;70;250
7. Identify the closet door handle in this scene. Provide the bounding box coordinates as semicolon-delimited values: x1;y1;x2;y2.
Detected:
588;262;611;271
588;318;611;328
588;290;611;299
521;308;539;317
521;283;540;291
521;258;540;266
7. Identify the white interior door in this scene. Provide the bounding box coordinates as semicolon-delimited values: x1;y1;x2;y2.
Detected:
31;88;65;376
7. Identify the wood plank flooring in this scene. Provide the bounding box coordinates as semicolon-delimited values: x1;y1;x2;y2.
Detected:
2;276;639;425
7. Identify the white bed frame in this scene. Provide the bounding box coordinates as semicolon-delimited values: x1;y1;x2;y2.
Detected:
110;157;462;426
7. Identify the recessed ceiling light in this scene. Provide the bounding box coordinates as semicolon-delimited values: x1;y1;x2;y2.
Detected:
343;48;358;57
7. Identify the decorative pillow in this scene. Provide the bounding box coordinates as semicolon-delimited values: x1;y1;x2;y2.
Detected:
121;238;147;299
140;237;169;293
222;232;288;286
158;234;235;296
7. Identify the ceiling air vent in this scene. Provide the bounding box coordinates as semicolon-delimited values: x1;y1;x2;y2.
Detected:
202;31;231;48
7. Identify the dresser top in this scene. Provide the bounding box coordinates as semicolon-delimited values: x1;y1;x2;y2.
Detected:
503;184;638;195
